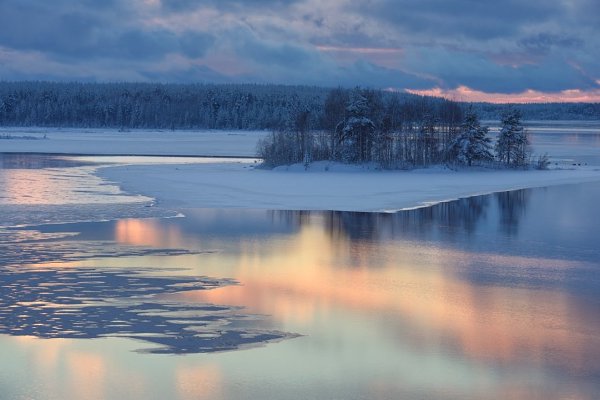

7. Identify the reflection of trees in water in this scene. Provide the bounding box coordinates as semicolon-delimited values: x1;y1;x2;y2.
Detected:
414;196;490;235
495;189;531;235
317;195;491;242
272;189;530;244
324;211;381;242
268;210;312;231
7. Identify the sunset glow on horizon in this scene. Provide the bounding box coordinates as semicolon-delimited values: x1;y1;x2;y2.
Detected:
405;86;600;104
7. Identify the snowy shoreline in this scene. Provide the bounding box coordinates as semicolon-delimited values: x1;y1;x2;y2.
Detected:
0;128;268;157
98;161;600;212
3;127;600;213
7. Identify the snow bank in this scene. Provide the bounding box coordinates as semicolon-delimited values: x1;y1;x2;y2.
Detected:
98;161;600;212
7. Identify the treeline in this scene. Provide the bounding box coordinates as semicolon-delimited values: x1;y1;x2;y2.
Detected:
0;81;448;130
0;81;330;130
472;102;600;120
1;82;595;131
259;88;534;169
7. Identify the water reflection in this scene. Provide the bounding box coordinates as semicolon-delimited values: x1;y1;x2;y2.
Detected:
277;189;530;242
0;226;194;268
2;182;600;399
0;266;287;354
0;223;292;354
0;153;151;207
496;189;531;235
0;153;95;169
160;185;597;399
174;212;599;374
322;195;491;241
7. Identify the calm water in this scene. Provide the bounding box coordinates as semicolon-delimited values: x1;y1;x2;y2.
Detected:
1;151;600;399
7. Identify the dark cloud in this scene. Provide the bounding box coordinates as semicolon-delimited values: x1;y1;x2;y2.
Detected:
111;30;178;60
160;0;297;13
332;60;435;90
231;28;319;69
403;46;597;93
0;0;215;61
0;0;597;95
571;0;600;26
140;65;232;83
518;33;584;56
355;0;564;40
179;32;216;58
0;3;103;55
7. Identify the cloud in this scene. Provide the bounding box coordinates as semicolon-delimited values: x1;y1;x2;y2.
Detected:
518;33;583;56
160;0;298;13
353;0;564;40
401;46;598;93
230;28;321;70
0;0;597;101
0;1;215;61
139;64;232;83
179;32;216;58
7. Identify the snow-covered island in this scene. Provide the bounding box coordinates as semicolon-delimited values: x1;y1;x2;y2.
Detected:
78;116;600;210
4;127;599;213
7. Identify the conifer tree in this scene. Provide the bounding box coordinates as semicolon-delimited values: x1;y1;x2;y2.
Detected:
335;90;376;163
496;108;530;167
449;109;493;166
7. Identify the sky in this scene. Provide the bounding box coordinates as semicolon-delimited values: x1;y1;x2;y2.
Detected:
0;0;598;103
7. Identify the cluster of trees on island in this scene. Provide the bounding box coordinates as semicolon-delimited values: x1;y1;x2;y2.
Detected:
259;88;536;169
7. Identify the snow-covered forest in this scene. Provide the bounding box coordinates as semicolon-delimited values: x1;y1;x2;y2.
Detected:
0;82;453;130
0;82;597;131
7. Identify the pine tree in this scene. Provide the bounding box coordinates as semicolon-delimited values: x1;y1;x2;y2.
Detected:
335;90;376;163
449;109;493;166
496;108;530;167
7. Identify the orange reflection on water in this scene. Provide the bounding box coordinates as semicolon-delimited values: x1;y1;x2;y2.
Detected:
0;161;140;205
67;351;107;400
115;219;187;248
0;169;67;205
11;337;108;400
11;336;68;369
176;365;223;400
156;217;600;375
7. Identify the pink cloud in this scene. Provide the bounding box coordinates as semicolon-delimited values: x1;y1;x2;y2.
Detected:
405;86;600;103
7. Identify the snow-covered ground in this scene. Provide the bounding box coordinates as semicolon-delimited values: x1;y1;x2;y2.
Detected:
0;128;267;157
98;161;600;212
3;125;600;212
